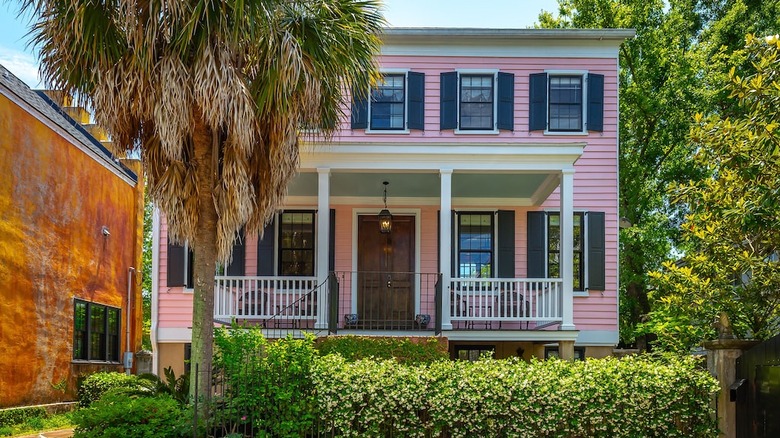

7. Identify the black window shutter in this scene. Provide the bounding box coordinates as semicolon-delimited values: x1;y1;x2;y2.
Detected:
226;228;246;276
451;210;457;277
185;247;194;288
350;86;368;129
587;73;604;132
529;73;548;131
497;72;514;131
328;209;336;272
497;210;515;278
587;212;606;290
257;217;276;276
167;242;185;287
407;72;425;130
440;72;458;130
527;211;546;278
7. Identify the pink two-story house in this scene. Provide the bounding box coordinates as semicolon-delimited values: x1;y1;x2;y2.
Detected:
151;28;634;374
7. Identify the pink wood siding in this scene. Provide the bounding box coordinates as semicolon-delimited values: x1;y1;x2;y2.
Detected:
333;56;618;143
156;53;620;336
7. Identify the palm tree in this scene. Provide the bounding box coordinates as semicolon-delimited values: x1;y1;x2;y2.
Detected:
20;0;383;398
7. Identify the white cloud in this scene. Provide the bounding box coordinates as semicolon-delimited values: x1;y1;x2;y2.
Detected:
0;45;41;88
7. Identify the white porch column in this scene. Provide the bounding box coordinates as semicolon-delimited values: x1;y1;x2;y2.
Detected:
560;169;576;330
440;169;453;330
315;167;330;329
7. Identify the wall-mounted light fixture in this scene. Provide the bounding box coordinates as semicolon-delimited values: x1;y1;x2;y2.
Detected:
101;225;111;237
378;181;392;234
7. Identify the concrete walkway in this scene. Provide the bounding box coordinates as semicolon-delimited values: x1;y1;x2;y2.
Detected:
16;429;74;438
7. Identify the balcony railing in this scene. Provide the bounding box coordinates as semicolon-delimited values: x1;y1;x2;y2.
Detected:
450;278;563;329
213;274;564;332
214;276;318;329
331;271;441;331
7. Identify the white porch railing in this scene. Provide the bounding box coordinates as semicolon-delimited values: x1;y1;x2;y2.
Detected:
450;278;563;329
214;276;318;323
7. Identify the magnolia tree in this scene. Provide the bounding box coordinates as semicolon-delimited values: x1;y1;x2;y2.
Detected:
646;35;780;352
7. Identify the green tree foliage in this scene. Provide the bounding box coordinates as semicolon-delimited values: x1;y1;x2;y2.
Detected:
646;35;780;352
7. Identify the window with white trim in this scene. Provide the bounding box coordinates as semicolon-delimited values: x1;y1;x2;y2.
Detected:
547;212;585;291
278;211;315;276
549;76;583;131
370;74;405;130
459;75;494;130
457;213;494;278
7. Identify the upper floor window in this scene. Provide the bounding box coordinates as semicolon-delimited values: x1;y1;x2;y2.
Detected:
441;71;514;132
351;72;425;131
370;74;405;130
278;211;315;276
74;299;120;362
529;72;604;133
459;75;494;130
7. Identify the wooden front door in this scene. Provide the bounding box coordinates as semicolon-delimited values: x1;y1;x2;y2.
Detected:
357;215;415;329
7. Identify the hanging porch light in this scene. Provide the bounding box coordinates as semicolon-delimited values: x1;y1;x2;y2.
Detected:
378;181;393;234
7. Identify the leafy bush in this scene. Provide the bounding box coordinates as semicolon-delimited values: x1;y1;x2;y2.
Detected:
78;372;148;407
315;335;448;363
312;354;719;438
72;391;186;438
213;327;318;436
0;406;47;427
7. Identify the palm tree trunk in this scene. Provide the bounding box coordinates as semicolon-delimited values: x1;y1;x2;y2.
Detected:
189;115;218;404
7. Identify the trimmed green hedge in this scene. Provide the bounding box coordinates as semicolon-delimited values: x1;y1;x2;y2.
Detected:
77;372;148;407
311;354;718;437
314;335;448;363
72;392;186;438
210;331;718;437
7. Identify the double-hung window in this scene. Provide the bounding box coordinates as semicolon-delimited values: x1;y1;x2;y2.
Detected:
351;72;425;131
529;71;604;133
457;213;494;278
370;74;405;130
278;211;315;276
459;75;494;130
547;212;585;290
440;71;514;132
74;299;120;362
527;211;605;292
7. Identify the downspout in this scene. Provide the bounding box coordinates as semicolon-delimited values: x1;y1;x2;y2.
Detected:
151;207;161;375
125;267;136;374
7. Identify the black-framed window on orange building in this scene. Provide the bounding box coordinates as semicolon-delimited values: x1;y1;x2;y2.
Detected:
278;211;315;276
74;299;120;362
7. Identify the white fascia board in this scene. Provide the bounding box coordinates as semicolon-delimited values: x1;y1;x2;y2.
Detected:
446;329;580;342
300;143;585;171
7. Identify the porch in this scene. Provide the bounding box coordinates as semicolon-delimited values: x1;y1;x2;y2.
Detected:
213;273;564;335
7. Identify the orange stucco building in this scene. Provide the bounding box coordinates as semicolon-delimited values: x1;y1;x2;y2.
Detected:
0;65;144;408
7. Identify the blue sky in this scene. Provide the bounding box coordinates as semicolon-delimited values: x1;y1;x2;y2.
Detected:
0;0;559;87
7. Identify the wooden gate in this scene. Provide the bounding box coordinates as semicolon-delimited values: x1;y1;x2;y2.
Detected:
735;334;780;437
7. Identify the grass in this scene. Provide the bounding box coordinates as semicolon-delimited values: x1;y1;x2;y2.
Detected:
0;411;75;437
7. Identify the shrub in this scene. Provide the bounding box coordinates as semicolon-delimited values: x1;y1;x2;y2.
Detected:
315;335;448;363
213;327;318;436
72;391;186;438
0;406;47;427
311;354;719;438
78;372;148;407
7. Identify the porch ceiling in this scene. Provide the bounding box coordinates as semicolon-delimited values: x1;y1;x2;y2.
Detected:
287;171;556;201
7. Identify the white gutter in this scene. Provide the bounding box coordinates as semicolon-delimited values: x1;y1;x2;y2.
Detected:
125;267;135;374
